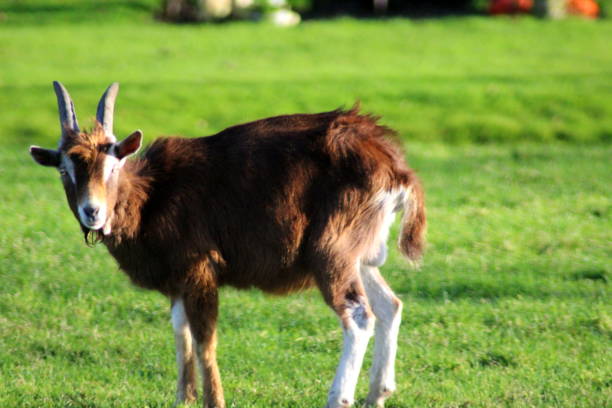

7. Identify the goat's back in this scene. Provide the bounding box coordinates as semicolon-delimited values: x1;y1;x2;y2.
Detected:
121;108;413;295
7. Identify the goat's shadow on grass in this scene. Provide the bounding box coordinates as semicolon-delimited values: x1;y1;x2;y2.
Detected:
396;269;608;302
353;398;405;408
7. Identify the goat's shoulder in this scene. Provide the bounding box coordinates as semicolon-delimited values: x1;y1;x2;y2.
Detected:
141;136;206;169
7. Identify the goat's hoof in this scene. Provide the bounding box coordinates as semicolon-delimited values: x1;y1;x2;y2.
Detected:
204;397;226;408
365;385;395;407
364;399;384;408
325;396;353;408
365;396;386;408
174;398;197;407
174;390;198;406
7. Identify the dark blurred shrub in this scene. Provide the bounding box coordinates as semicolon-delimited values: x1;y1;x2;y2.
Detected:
290;0;479;16
296;0;610;17
598;0;612;16
286;0;313;12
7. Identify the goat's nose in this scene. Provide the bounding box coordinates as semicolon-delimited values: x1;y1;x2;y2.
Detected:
83;206;99;220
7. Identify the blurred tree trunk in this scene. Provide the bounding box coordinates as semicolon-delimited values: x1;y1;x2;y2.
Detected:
162;0;232;22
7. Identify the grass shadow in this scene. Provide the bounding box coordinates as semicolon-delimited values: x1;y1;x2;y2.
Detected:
2;0;157;24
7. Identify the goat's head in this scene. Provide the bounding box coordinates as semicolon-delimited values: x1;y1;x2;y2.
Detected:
29;82;142;236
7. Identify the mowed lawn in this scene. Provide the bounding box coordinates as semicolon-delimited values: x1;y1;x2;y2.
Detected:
1;3;611;407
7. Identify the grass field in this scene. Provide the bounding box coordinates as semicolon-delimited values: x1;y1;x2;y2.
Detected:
1;2;611;407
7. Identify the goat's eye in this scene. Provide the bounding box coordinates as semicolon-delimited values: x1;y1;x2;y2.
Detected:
59;167;67;176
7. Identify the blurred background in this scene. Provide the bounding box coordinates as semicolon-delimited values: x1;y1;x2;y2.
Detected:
1;0;611;144
0;1;610;407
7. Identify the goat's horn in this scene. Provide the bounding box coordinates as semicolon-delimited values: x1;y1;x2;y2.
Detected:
96;82;119;141
53;81;80;142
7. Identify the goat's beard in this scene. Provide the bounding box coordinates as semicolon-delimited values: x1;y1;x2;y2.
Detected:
83;226;104;246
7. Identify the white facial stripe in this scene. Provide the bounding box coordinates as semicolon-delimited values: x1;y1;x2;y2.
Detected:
102;154;121;182
62;155;76;184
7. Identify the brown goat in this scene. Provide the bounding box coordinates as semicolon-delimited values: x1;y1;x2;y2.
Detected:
29;82;426;408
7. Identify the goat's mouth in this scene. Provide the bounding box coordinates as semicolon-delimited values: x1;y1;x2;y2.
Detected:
81;218;105;230
87;223;105;231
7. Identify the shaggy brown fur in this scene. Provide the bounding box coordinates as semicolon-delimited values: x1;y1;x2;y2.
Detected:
31;103;426;408
83;108;425;296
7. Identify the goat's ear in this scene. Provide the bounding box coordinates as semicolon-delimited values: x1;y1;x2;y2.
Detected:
115;130;142;159
30;146;60;167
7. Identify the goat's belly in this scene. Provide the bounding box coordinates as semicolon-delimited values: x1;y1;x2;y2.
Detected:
107;245;179;295
122;266;173;293
219;266;316;295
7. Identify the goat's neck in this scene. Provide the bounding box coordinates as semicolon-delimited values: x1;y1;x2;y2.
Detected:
103;161;151;245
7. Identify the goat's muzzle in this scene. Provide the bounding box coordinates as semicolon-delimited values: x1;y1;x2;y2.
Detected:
78;201;106;230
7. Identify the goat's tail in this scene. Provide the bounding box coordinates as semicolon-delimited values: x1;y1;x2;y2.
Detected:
398;174;426;262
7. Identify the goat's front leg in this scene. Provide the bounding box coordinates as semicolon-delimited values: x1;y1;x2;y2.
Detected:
184;286;225;408
322;276;375;408
171;298;198;405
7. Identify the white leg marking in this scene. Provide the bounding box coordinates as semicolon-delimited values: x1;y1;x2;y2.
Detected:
360;265;402;407
327;298;374;408
171;299;197;405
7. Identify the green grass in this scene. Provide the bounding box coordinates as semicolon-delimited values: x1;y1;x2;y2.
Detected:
1;3;611;407
2;1;612;144
1;143;610;407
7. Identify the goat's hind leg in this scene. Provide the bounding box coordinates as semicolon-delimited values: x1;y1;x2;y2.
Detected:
360;263;403;407
321;270;375;408
171;298;198;405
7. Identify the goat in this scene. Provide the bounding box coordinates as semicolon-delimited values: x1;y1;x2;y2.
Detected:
29;82;426;408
